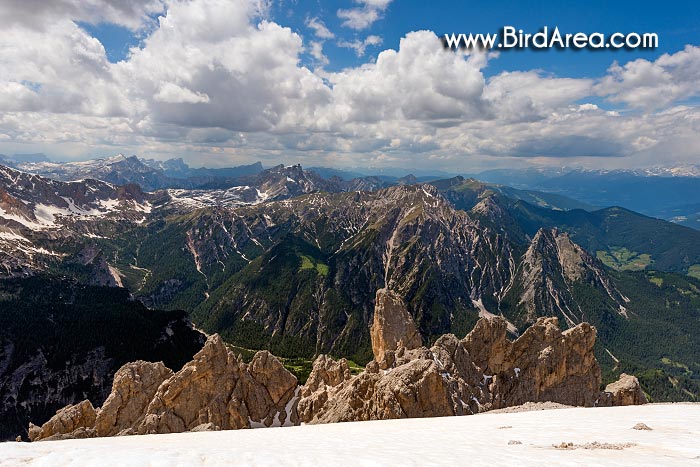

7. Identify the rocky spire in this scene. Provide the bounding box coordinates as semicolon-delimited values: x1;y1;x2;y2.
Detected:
370;288;422;368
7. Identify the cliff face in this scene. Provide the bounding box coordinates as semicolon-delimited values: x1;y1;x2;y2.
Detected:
29;300;645;441
0;277;206;442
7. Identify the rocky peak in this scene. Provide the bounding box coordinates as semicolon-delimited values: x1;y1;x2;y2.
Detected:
527;228;587;281
136;334;243;433
248;350;298;405
254;164;333;200
514;228;627;327
470;195;507;222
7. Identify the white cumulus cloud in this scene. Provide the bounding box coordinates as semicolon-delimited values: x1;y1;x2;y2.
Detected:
337;0;392;30
1;0;700;171
306;17;335;39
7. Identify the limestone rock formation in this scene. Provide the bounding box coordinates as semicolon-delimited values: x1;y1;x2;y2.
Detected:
602;373;647;406
297;355;354;423
139;335;298;434
370;288;422;368
138;334;244;434
29;334;298;440
249;350;298;406
468;316;602;408
95;361;173;437
299;316;606;423
28;400;97;442
300;350;458;424
28;315;646;441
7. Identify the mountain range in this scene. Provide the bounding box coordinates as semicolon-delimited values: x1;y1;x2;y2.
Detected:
1;157;699;440
6;154;699;229
474;167;700;230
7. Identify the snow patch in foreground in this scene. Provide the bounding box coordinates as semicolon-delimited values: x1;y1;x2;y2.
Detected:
1;404;698;466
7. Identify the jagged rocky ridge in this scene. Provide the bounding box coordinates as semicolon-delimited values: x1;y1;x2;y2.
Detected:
505;227;629;327
0;164;152;278
28;290;644;441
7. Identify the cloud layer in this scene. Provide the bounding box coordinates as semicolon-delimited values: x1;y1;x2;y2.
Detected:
1;0;700;170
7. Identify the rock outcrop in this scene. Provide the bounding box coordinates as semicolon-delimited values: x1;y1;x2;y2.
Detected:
299;346;463;424
297;355;354;423
95;361;173;437
370;288;422;368
298;315;604;424
28;400;97;442
139;340;298;434
601;373;647;406
29;311;646;441
30;335;298;440
465;316;602;408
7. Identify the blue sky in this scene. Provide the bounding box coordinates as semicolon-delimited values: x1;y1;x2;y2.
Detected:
1;0;700;171
87;0;698;77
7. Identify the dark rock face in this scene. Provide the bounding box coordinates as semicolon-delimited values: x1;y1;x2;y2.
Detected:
0;277;205;442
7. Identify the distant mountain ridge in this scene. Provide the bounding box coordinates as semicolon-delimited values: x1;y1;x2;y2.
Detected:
474;167;700;230
140;158;264;181
10;155;268;192
12;155;173;191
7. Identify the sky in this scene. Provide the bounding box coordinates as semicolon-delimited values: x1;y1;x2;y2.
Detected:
0;0;699;171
